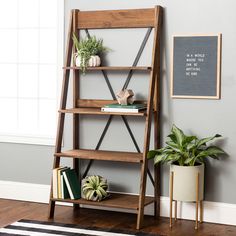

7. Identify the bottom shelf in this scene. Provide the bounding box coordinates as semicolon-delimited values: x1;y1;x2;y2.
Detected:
52;193;154;210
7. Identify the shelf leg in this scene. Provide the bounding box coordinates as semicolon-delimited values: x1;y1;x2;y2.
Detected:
154;163;160;219
48;156;61;218
200;200;203;223
73;157;80;211
174;200;177;221
195;172;199;230
169;171;174;228
48;200;56;218
137;162;148;229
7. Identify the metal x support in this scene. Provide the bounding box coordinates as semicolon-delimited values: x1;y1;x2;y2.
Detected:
82;29;154;186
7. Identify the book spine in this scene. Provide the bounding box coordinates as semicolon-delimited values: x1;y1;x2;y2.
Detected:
104;105;137;109
52;169;58;198
61;175;64;199
57;170;62;198
63;172;74;200
101;107;138;113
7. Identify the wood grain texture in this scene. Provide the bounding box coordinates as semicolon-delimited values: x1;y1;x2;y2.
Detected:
153;4;163;220
59;108;147;117
72;9;80;210
77;99;147;108
49;6;162;229
63;66;152;71
77;8;155;29
48;9;74;219
137;6;163;229
55;149;143;163
2;199;236;236
77;99;116;108
52;193;154;210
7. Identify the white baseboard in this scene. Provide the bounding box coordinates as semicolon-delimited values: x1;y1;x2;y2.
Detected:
0;181;50;203
0;180;235;226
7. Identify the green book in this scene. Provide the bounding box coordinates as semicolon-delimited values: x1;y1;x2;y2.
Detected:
62;169;81;200
104;103;146;109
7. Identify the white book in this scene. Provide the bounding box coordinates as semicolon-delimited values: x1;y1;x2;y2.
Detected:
61;174;64;199
101;107;146;113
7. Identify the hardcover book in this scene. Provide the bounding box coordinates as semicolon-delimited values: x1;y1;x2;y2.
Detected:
62;169;81;200
104;103;146;109
101;103;147;113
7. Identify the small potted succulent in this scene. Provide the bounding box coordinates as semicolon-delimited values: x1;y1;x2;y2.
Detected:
82;175;108;202
72;34;109;73
148;125;225;202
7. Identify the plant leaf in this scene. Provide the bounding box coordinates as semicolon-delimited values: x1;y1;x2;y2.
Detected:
183;136;197;146
165;153;181;163
154;154;166;165
171;124;185;146
147;150;158;159
167;134;177;142
166;141;181;152
197;146;225;159
197;134;222;148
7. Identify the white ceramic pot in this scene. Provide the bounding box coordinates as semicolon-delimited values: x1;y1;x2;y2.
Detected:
88;55;101;67
170;163;204;202
75;55;101;67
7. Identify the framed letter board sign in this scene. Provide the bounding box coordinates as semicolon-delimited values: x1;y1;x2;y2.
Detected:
171;34;221;99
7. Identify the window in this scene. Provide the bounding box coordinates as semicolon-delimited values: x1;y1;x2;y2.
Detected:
0;0;64;145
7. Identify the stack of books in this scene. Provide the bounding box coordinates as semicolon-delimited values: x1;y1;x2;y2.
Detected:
52;167;81;200
101;103;147;113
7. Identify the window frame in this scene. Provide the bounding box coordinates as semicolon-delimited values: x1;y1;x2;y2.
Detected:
0;0;64;146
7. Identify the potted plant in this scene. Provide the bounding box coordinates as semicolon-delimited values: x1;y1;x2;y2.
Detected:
148;125;225;202
72;34;109;73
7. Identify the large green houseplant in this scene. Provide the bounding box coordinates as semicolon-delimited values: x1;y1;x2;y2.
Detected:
148;124;225;166
148;125;225;201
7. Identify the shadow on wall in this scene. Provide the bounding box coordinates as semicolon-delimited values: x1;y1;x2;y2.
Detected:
204;138;229;201
160;7;174;134
160;7;175;197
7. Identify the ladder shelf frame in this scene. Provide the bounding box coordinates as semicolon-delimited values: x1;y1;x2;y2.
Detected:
48;6;163;230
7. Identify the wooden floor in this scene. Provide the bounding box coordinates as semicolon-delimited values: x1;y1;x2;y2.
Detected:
1;199;236;236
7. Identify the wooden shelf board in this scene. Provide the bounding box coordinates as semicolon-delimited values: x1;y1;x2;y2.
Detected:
59;108;147;117
55;149;143;163
63;66;152;71
51;193;154;210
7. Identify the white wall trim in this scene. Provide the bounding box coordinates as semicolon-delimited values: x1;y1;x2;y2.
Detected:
0;181;235;226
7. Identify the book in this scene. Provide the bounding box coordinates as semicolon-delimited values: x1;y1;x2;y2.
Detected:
103;103;146;109
57;167;70;198
52;167;65;198
61;173;70;199
101;107;146;113
101;103;147;113
62;169;81;200
57;167;69;198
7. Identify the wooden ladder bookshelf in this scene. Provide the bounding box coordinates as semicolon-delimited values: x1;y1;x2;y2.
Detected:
48;6;163;229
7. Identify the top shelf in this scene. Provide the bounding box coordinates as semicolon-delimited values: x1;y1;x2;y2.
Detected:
63;66;152;71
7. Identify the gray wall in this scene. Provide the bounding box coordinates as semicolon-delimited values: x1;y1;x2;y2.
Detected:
1;0;236;204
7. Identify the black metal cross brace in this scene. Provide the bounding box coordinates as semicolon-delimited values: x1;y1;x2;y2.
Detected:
82;29;155;187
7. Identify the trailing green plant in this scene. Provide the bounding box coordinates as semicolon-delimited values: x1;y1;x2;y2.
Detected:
72;34;109;73
148;125;225;166
82;175;108;202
